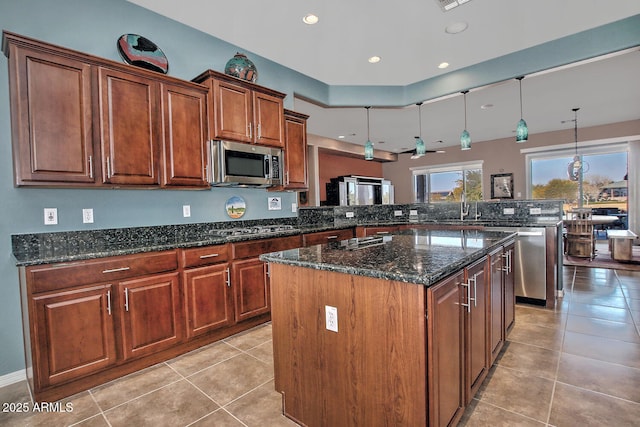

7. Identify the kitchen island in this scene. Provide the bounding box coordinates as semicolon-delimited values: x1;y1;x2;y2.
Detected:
261;228;516;427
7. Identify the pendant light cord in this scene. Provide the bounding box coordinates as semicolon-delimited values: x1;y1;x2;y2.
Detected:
518;76;524;119
573;107;579;155
366;106;371;141
417;102;423;138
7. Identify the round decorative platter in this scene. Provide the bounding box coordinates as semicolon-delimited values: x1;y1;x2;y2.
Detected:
117;34;168;74
225;196;246;219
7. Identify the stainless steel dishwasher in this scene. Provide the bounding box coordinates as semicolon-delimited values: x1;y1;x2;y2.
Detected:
487;227;547;304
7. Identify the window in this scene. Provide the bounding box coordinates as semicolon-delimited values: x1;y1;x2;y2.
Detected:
413;161;483;203
526;143;628;214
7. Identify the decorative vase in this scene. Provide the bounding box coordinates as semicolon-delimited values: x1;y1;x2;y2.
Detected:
225;52;258;83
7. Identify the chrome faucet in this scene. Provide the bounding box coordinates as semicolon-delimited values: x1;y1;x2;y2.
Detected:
460;193;469;220
474;201;482;221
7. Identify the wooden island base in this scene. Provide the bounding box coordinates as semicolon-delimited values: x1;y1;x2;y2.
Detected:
270;264;427;426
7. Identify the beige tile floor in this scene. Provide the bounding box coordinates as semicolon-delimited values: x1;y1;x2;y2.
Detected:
1;265;639;426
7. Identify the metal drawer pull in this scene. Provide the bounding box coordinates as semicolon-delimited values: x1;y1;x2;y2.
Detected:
326;235;338;239
124;288;129;311
106;290;112;315
225;268;231;287
460;281;471;313
88;155;93;179
471;274;477;307
199;253;220;259
102;267;130;274
376;231;390;234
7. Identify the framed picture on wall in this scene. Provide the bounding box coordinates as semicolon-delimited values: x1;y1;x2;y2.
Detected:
491;173;514;199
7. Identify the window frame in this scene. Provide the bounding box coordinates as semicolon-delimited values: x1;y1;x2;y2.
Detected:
411;160;484;203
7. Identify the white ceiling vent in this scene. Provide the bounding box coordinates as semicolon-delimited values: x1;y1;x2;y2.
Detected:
436;0;472;12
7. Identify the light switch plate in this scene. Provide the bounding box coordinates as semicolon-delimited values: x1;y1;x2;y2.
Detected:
346;211;354;218
291;203;297;213
410;210;418;216
82;208;94;223
325;305;338;332
530;207;542;215
182;205;191;218
44;208;58;225
503;208;515;215
394;210;403;217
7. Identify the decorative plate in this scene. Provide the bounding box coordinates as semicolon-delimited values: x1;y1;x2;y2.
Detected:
225;196;246;219
117;34;168;74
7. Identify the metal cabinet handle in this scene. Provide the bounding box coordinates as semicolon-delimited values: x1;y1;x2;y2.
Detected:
106;157;111;179
88;155;93;179
124;288;129;312
266;262;271;278
248;123;252;139
326;235;338;240
106;290;112;315
102;267;130;274
471;274;477;307
257;123;261;140
199;253;219;259
460;281;471;313
225;267;231;287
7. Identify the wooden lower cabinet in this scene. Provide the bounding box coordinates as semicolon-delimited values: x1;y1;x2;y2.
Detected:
464;258;489;403
489;247;505;364
183;264;233;338
302;228;354;246
231;257;270;322
427;272;465;427
118;272;182;360
32;284;116;389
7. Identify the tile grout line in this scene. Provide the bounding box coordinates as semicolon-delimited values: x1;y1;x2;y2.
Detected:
544;265;575;426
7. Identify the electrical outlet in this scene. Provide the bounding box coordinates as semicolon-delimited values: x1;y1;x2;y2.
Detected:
44;208;58;225
503;208;515;215
530;207;542;215
346;211;354;218
410;210;418;216
291;202;297;213
182;205;191;218
394;210;403;217
82;208;94;223
325;305;338;332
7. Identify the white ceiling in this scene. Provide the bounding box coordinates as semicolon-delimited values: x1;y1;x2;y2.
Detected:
129;0;640;153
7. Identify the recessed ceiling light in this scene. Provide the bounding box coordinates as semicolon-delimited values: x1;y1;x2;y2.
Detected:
438;62;449;69
480;103;494;110
368;56;381;63
302;14;319;25
445;21;468;34
338;135;345;139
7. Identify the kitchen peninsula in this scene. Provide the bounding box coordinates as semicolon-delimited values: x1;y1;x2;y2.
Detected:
261;228;517;427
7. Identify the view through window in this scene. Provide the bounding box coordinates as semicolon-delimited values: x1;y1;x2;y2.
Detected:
414;163;482;203
531;150;628;226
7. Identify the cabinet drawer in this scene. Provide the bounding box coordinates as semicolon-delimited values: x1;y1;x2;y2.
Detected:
180;244;229;268
303;228;354;246
28;250;178;293
232;235;302;259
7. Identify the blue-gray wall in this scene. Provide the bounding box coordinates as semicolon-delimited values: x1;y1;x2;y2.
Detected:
1;0;638;378
0;0;316;377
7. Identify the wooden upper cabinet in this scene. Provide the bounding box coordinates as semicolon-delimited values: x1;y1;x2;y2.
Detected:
98;67;160;186
160;82;209;187
6;41;96;185
193;69;286;148
282;109;309;190
253;90;284;147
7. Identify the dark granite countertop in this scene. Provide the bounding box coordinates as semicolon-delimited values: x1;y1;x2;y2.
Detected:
260;229;517;287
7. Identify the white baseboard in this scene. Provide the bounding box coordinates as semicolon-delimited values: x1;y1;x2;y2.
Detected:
0;370;26;388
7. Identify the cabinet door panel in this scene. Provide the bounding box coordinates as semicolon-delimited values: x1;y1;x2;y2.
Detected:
232;258;269;322
33;285;115;387
161;83;208;187
11;46;94;184
283;112;307;189
99;68;159;185
253;91;284;147
183;264;233;337
427;272;465;427
214;81;252;142
489;250;504;364
119;272;181;359
465;259;489;403
504;244;516;333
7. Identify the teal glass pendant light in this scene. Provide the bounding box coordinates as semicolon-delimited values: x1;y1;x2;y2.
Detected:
415;102;426;156
460;91;471;150
516;76;528;143
364;106;374;160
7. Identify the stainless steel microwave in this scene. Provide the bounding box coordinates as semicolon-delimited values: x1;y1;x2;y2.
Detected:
209;140;282;187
